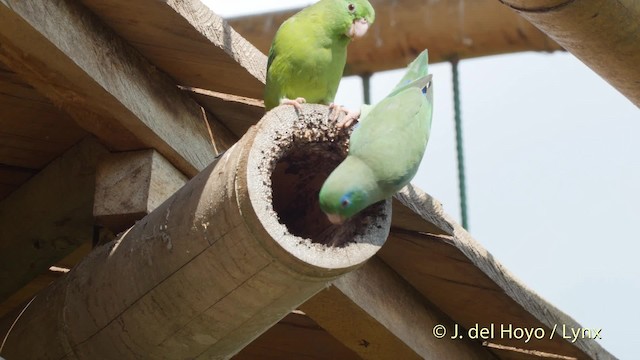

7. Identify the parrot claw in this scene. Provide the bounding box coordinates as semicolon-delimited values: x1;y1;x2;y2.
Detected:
280;97;306;110
329;103;361;128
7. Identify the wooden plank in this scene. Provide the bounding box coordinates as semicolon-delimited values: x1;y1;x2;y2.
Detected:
391;196;453;236
500;0;640;107
0;270;62;320
0;165;35;201
382;184;613;360
80;0;267;99
0;243;91;321
0;137;108;303
0;62;86;170
0;0;236;177
234;312;360;360
228;0;563;76
182;87;265;138
483;342;581;360
94;149;188;233
301;257;496;359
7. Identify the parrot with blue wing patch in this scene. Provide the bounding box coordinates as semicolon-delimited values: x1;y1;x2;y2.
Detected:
319;50;433;224
264;0;375;127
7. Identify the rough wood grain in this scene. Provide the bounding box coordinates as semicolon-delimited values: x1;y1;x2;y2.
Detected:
0;105;391;359
0;138;108;304
80;0;267;99
0;243;91;323
301;257;497;359
183;87;265;138
94;150;188;233
234;312;360;360
229;0;562;75
0;0;236;177
0;62;86;171
0;166;35;201
499;0;640;107
384;184;614;360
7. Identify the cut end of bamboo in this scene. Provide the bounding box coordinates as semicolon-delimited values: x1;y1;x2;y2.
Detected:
244;104;392;274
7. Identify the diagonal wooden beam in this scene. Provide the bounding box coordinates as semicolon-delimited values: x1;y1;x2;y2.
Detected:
0;138;107;303
80;0;267;99
384;184;614;360
301;257;497;359
499;0;640;107
0;0;236;177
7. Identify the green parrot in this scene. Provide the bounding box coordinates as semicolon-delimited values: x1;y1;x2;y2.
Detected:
264;0;375;127
319;50;433;224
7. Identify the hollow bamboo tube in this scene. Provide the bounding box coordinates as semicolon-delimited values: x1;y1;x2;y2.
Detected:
0;105;391;359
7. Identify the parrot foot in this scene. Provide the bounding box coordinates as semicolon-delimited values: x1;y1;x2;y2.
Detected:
329;103;361;128
280;97;306;110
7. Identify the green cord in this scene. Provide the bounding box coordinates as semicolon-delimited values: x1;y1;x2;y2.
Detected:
451;57;469;230
361;73;372;105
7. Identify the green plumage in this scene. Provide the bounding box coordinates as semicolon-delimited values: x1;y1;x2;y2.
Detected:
264;0;375;110
319;50;433;223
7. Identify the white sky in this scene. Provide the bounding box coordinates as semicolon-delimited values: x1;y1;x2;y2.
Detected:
206;1;638;358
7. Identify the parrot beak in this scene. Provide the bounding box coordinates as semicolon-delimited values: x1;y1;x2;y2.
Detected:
326;213;346;225
347;19;370;39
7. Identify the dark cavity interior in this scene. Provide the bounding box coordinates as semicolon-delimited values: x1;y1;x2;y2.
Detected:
270;128;386;247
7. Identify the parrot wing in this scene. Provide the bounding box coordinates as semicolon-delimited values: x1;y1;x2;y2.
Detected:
349;74;433;193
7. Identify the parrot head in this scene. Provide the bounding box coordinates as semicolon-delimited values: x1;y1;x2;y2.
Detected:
319;186;369;225
332;0;375;40
318;157;376;224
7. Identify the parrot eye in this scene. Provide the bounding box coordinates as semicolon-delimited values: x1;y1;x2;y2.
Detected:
339;193;352;208
347;3;355;12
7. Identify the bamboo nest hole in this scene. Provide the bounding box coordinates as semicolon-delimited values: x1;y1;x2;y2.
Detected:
249;106;390;250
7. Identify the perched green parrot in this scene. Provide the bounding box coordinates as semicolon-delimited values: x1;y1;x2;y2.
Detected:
319;50;433;224
264;0;375;127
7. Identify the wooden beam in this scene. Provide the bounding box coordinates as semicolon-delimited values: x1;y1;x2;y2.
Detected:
0;138;108;303
0;61;86;172
228;0;563;76
0;105;392;359
234;312;360;360
94;150;188;233
0;0;236;177
79;0;267;99
0;165;34;202
182;87;265;139
301;257;496;359
499;0;640;107
0;243;91;323
382;184;614;360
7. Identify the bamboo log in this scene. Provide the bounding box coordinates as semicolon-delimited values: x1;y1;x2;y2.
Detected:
0;105;391;359
499;0;640;107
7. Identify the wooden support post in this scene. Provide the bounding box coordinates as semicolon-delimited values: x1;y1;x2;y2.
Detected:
94;150;188;233
300;257;495;359
499;0;640;107
0;105;391;359
0;138;107;303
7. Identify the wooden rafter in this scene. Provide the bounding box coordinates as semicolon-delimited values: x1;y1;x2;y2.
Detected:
228;0;563;76
0;0;237;177
500;0;640;107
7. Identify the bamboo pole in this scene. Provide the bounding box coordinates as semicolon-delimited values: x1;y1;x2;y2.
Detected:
499;0;640;107
0;105;391;359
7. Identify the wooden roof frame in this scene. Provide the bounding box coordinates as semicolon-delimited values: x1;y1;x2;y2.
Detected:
0;0;616;359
